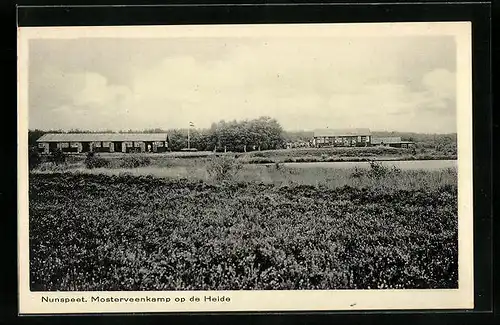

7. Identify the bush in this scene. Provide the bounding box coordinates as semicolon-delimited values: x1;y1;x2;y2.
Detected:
351;166;365;179
206;156;243;182
368;161;389;179
85;152;109;169
49;148;66;166
29;147;41;170
350;162;403;182
390;165;402;175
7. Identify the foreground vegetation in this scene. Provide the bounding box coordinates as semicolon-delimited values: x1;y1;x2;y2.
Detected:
29;160;458;291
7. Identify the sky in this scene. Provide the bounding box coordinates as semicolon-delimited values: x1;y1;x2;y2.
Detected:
28;35;457;133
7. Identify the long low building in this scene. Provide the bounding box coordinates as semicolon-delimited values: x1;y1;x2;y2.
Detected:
312;128;372;147
36;133;170;154
371;136;415;148
312;129;414;148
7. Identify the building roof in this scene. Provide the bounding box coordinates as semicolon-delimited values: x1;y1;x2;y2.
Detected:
313;128;371;137
36;133;170;142
371;136;402;144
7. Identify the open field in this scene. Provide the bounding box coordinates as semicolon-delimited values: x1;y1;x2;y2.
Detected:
29;163;458;291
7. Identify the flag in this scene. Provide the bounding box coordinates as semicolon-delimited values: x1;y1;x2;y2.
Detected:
189;122;195;127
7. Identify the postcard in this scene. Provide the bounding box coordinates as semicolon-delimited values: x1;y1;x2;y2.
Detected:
17;22;473;314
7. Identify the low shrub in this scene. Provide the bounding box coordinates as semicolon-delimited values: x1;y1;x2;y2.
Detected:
29;147;41;170
368;161;389;178
49;148;67;166
351;166;365;179
349;162;402;181
206;156;243;182
390;165;402;175
84;152;109;169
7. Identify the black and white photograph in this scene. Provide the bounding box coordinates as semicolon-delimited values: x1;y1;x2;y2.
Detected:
17;23;473;313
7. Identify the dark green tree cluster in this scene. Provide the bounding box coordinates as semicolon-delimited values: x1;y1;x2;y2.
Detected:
166;116;285;152
208;116;285;152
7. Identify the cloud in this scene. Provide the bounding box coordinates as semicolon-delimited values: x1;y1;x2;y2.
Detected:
28;37;457;133
72;72;132;109
29;66;137;130
422;68;456;98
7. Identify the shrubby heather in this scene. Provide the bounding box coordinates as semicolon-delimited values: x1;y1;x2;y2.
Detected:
29;172;457;291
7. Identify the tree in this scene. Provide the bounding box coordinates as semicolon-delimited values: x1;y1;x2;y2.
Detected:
205;117;285;152
29;147;41;170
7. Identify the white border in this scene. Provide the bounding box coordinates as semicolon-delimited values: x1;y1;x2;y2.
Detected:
17;22;473;314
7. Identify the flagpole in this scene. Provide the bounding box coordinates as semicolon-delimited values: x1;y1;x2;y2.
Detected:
187;122;194;149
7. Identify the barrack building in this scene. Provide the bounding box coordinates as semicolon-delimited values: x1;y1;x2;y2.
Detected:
36;133;170;154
